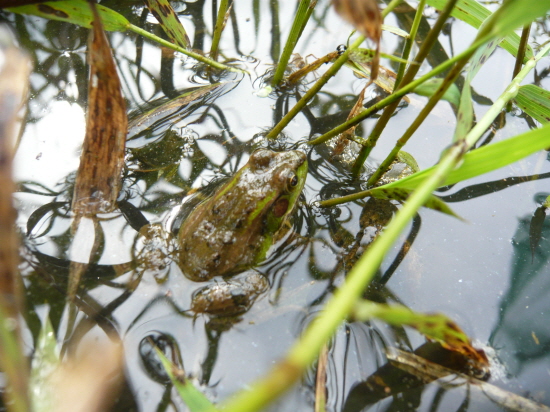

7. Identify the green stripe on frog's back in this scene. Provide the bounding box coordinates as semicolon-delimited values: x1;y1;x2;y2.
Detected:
177;149;307;282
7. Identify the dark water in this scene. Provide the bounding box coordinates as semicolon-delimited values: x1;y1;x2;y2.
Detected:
4;1;550;411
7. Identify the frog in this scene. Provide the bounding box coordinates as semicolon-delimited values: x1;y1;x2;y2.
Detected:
125;148;308;316
176;148;308;282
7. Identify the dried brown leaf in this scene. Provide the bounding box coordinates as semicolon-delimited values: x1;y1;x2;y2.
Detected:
332;0;382;80
53;341;124;412
332;0;382;43
72;2;127;215
332;85;367;157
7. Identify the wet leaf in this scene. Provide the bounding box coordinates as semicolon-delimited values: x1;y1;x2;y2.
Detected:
380;122;550;191
155;347;219;412
426;0;533;61
396;151;420;174
478;0;550;43
128;83;223;136
529;206;546;261
515;84;550;124
30;316;59;412
367;187;463;220
332;85;367;157
352;301;490;375
413;78;460;107
144;0;190;49
7;0;130;32
72;2;127;215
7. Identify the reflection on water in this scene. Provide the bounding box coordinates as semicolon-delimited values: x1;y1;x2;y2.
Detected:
4;1;550;411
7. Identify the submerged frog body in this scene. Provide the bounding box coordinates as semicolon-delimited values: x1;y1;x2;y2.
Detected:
177;149;308;282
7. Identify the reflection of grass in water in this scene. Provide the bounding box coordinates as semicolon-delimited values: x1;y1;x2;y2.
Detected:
3;0;550;411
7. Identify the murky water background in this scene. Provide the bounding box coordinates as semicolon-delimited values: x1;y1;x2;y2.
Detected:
4;1;550;410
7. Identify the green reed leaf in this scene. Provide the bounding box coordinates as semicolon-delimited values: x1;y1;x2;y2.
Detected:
387;122;550;190
7;0;129;32
30;316;59;412
515;84;550;124
426;0;533;61
144;0;190;49
367;187;463;219
155;347;218;412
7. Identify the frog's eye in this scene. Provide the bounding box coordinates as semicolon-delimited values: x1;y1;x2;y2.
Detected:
288;173;299;189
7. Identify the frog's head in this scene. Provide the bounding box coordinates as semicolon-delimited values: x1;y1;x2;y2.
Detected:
245;149;307;234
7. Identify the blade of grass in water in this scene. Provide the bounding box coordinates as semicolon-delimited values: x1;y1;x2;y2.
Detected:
221;35;550;412
394;0;426;88
270;0;313;87
426;0;533;61
350;0;460;176
155;347;218;412
266;0;403;139
210;0;231;61
144;0;191;50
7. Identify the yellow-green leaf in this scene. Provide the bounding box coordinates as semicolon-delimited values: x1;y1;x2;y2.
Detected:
155;347;218;412
7;0;129;32
426;0;533;62
515;84;550;124
144;0;190;49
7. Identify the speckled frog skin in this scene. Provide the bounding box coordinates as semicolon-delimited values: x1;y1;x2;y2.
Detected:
177;149;307;282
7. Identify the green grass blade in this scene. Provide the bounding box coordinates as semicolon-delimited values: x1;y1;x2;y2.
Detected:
320;122;550;207
480;0;550;41
30;316;59;412
390;122;550;190
7;0;130;32
144;0;190;49
270;0;312;87
155;347;218;412
356;187;463;219
352;301;470;345
515;84;550;124
426;0;533;61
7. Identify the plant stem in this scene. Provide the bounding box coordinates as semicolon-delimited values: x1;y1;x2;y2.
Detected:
308;36;488;146
320;42;550;208
270;0;312;87
350;0;459;176
267;0;402;139
367;53;472;186
210;0;231;61
266;35;365;139
394;0;426;88
128;24;244;73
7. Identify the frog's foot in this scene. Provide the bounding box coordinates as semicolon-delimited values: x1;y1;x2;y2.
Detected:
190;271;269;317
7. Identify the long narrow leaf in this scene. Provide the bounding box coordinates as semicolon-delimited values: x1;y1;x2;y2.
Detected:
144;0;190;49
426;0;533;60
30;317;59;412
7;0;130;32
155;347;218;412
388;122;550;190
515;84;550;124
